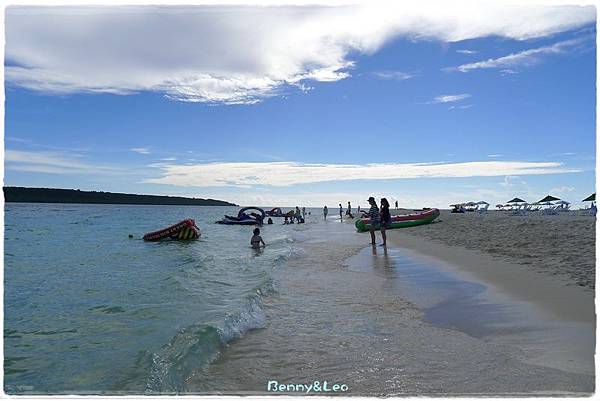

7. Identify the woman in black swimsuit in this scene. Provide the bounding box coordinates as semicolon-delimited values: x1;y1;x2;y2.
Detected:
380;198;391;246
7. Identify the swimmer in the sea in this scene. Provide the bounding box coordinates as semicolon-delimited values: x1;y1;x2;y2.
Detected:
250;227;266;249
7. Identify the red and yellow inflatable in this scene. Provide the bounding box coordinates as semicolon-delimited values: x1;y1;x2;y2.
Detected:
143;219;200;241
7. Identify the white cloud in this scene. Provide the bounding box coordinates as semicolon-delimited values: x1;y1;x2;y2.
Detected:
130;147;151;154
5;149;119;174
450;37;590;73
499;175;527;187
143;160;579;188
5;3;595;104
487;154;502;157
549;185;575;195
431;93;471;104
373;71;414;81
5;136;33;143
448;103;473;110
456;49;477;54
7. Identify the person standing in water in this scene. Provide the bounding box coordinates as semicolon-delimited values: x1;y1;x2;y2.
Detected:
346;201;354;218
380;198;391;247
395;200;398;209
323;205;328;220
366;196;380;245
302;207;306;220
250;227;266;249
339;204;343;220
295;206;302;223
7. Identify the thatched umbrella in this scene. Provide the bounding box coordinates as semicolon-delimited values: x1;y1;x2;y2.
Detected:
507;197;526;203
537;195;560;203
582;193;596;202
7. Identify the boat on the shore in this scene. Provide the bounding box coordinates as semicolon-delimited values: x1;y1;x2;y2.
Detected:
355;208;440;232
143;219;200;241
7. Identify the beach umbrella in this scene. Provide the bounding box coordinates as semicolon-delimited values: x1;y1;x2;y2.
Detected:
537;195;560;203
507;197;526;203
582;193;595;202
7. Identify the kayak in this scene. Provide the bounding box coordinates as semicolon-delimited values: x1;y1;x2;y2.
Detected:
143;219;200;241
355;208;440;232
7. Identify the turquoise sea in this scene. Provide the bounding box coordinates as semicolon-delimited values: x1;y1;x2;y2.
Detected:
4;203;314;394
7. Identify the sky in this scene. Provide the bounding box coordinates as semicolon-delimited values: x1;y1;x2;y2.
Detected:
3;1;597;208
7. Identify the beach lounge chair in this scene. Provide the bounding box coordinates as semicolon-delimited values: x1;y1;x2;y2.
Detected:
542;205;559;215
555;201;571;212
530;204;541;212
510;204;525;215
581;204;596;216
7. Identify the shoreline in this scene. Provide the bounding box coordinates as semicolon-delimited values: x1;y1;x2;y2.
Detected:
386;230;595;322
192;219;594;395
382;234;595;377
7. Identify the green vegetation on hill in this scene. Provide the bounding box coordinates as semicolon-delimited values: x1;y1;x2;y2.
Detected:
3;187;237;206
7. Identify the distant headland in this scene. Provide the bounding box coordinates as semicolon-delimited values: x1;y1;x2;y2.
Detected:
3;187;237;207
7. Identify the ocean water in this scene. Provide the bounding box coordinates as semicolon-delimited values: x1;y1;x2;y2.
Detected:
4;203;594;395
4;203;316;394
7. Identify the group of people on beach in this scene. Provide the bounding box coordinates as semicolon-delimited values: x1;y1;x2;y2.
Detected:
364;197;392;246
282;206;307;224
252;206;307;249
322;197;396;246
324;199;398;222
252;197;396;249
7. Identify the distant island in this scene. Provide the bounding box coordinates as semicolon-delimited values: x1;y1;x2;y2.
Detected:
3;187;237;206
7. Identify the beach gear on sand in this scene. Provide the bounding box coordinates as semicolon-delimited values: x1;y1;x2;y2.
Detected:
450;204;465;213
355;208;440;232
143;219;200;241
216;207;266;225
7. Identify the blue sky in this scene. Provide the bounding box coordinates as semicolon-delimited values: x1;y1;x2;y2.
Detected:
3;3;597;208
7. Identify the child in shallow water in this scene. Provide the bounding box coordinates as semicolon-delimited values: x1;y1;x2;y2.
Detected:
250;227;266;249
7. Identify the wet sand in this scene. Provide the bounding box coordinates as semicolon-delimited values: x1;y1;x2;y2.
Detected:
189;217;594;395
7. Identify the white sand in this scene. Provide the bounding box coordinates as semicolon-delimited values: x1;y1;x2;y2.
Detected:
389;210;595;289
385;209;595;377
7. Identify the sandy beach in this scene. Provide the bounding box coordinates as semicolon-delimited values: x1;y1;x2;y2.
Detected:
391;210;596;289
